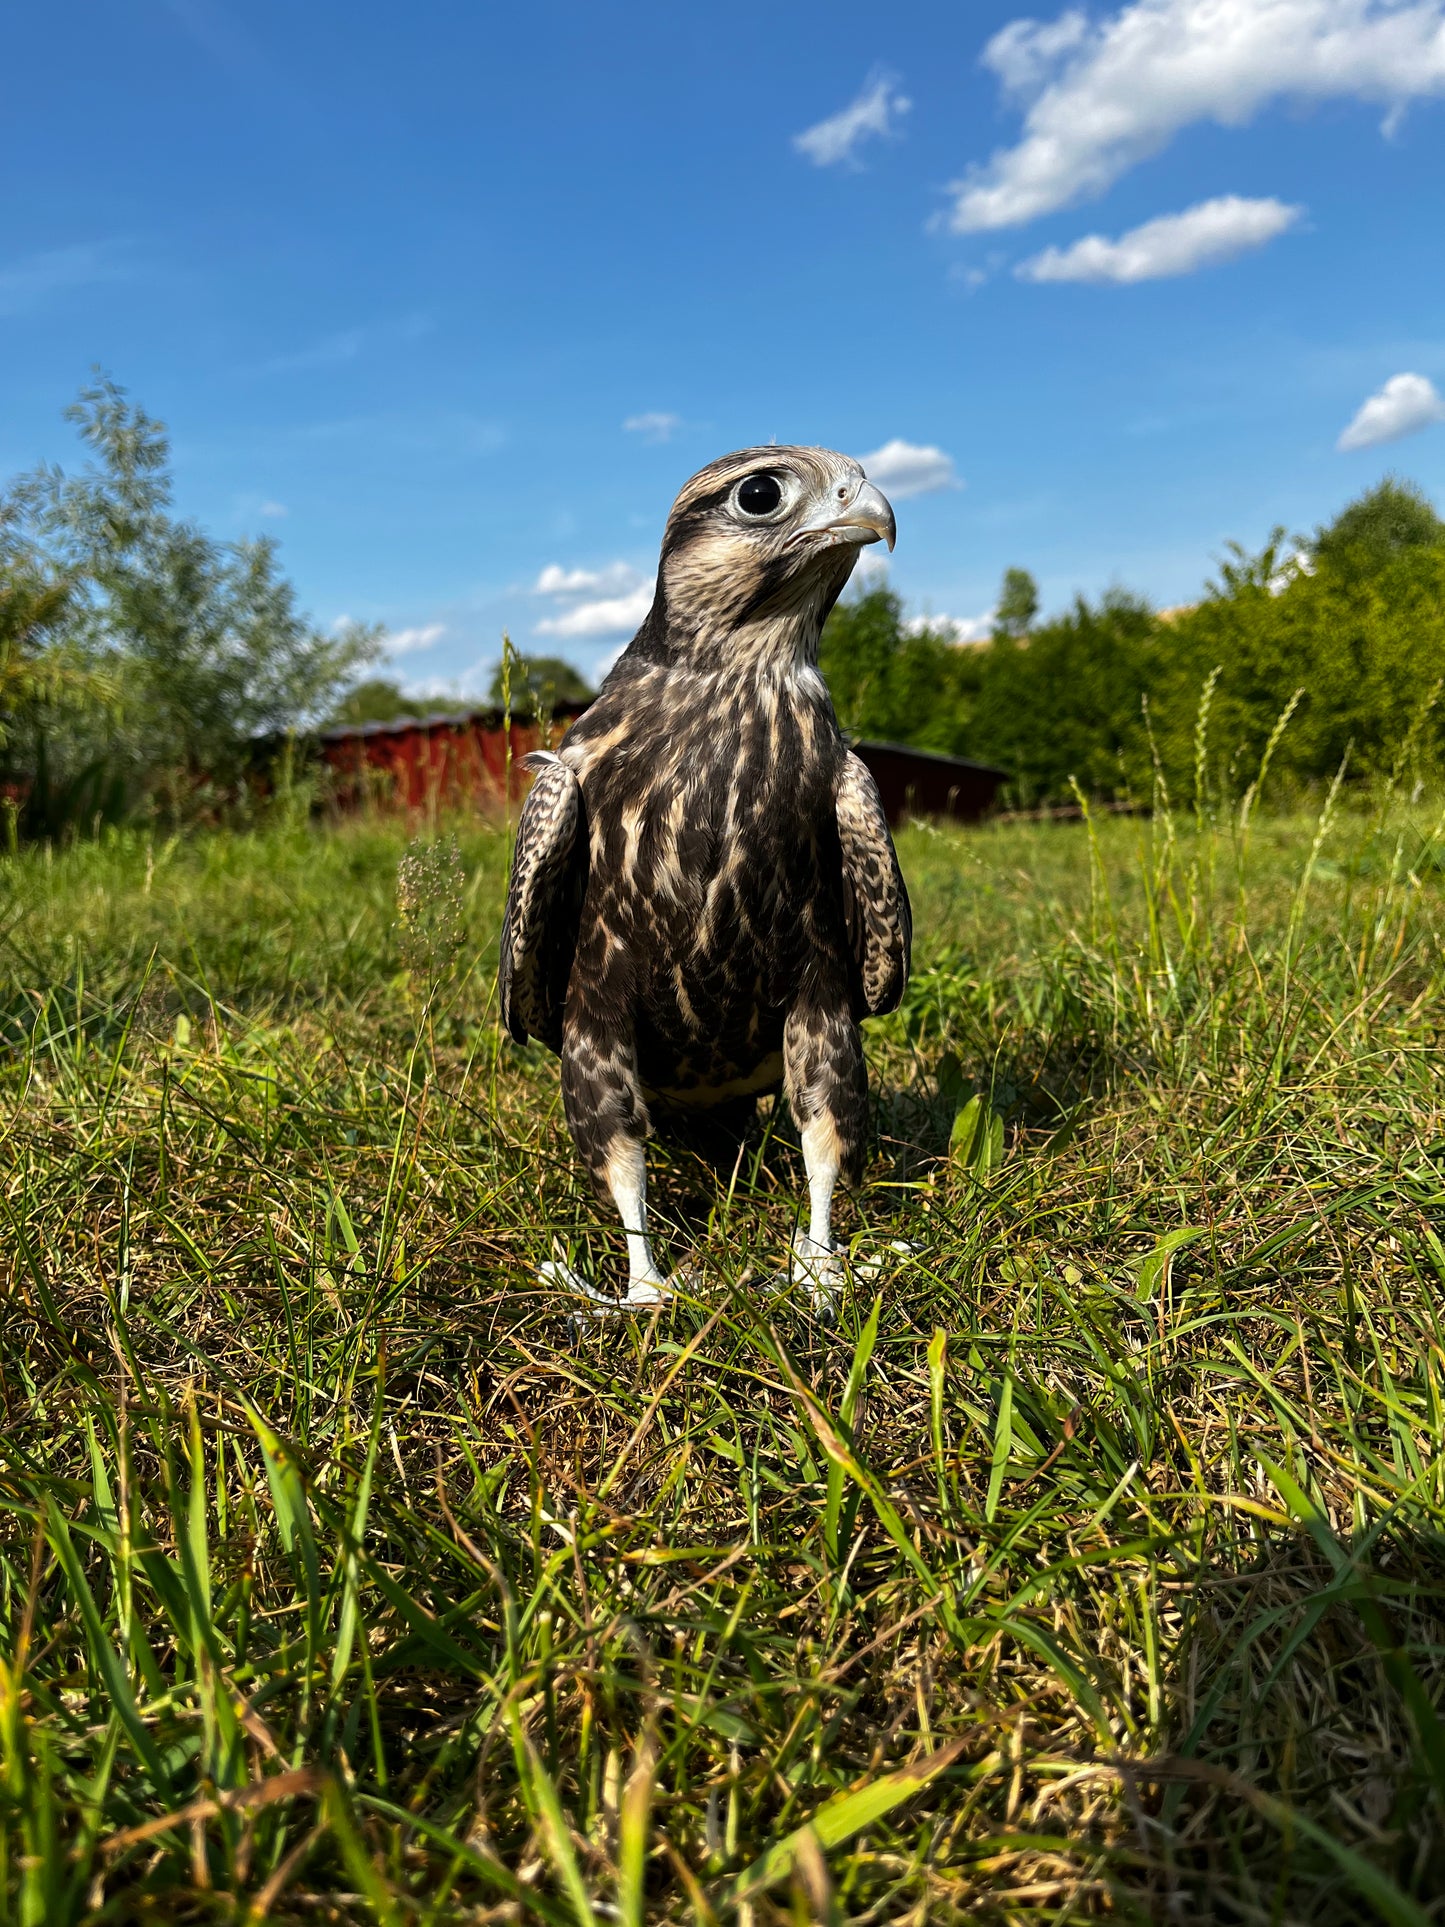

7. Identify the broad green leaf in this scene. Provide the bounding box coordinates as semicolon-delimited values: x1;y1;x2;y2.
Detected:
735;1737;965;1898
1135;1226;1205;1301
949;1095;1005;1178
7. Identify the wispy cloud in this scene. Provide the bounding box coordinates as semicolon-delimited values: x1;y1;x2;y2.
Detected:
534;562;643;597
385;623;448;655
857;438;961;499
534;561;654;639
0;240;132;319
623;411;683;444
287;409;504;457
234;492;290;524
251;311;433;378
1337;372;1445;451
794;69;911;168
949;0;1445;232
536;585;655;640
1018;195;1302;283
907;609;996;644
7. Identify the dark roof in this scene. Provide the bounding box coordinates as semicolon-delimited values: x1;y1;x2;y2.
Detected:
851;739;1009;781
319;699;591;743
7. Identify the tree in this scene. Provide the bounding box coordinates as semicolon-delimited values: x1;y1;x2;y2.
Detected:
486;653;594;711
0;501;127;836
1312;476;1445;575
993;567;1039;640
1154;523;1445;791
328;679;472;727
0;564;79;739
13;375;381;800
969;591;1158;802
819;587;982;754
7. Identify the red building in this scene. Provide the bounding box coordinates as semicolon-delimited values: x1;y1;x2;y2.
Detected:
318;705;1006;826
318;702;591;811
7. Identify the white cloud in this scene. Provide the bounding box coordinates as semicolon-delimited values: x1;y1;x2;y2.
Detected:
624;411;682;443
793;69;911;167
1337;371;1445;450
534;562;645;597
385;623;447;655
906;609;996;644
949;0;1445;232
1018;194;1302;282
536;582;656;639
534;559;654;638
857;438;961;499
986;9;1091;93
257;498;288;518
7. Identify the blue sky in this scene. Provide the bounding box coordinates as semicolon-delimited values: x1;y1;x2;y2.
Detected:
5;0;1445;692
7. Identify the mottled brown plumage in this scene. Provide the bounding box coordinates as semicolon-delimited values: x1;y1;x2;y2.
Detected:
499;445;910;1309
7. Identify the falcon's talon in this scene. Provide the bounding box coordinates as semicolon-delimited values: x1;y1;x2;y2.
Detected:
539;1257;614;1305
854;1238;922;1280
541;1259;672;1320
790;1240;844;1322
624;1277;671;1307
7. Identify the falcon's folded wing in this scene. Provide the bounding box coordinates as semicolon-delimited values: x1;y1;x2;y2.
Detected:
499;753;586;1053
835;752;912;1018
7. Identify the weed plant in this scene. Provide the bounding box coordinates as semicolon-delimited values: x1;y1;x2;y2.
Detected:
2;774;1445;1921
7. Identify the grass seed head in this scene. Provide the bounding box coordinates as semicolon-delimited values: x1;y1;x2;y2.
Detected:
395;833;466;984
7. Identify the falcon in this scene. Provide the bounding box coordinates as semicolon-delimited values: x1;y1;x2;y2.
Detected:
499;446;910;1311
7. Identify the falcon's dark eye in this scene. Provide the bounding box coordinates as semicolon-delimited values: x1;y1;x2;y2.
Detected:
736;472;783;517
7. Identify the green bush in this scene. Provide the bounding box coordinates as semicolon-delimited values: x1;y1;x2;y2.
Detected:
1154;527;1445;793
966;590;1158;802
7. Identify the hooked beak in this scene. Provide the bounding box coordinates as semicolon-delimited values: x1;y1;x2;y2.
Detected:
795;478;897;553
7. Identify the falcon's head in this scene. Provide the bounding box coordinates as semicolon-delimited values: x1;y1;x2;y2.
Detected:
625;446;896;671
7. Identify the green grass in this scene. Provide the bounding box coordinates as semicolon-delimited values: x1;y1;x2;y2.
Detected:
4;788;1445;1922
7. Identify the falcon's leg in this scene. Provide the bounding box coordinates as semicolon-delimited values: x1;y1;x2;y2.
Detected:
604;1137;670;1305
783;1001;867;1315
559;1020;673;1308
794;1114;841;1297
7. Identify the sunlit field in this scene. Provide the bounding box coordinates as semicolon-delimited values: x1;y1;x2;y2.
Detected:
4;787;1445;1923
